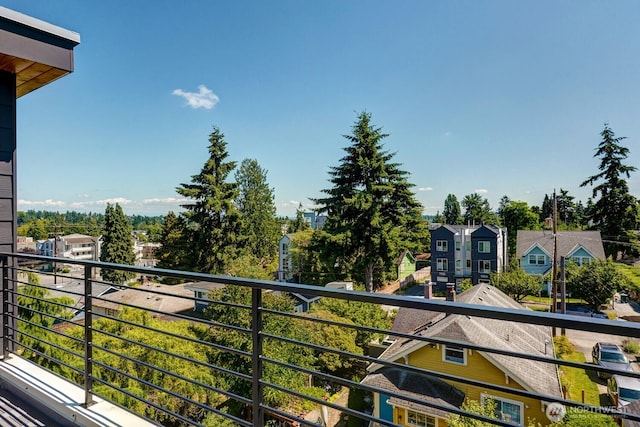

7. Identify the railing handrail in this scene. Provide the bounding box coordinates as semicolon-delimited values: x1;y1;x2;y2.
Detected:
3;252;640;426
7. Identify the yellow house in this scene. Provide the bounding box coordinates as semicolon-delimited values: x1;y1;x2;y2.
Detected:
363;284;563;426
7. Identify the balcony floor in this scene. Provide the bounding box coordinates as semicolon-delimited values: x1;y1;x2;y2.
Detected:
0;383;65;427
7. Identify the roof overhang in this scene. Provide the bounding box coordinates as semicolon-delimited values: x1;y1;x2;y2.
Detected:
0;6;80;97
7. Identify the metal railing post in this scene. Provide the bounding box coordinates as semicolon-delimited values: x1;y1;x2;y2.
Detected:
1;255;8;360
84;264;94;407
251;287;264;426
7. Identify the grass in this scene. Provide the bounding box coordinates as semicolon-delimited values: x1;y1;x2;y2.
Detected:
554;336;600;405
623;338;640;355
614;262;640;294
523;295;586;304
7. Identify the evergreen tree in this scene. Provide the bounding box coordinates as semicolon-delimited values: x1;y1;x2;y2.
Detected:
154;211;189;273
541;193;553;222
443;194;462;225
234;158;280;262
100;203;136;283
176;126;241;274
461;193;499;226
288;204;310;233
580;124;638;258
312;112;428;292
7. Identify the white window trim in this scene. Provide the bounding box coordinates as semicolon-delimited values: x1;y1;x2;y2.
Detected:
481;393;524;425
436;240;448;252
436;258;448;272
478;241;490;253
406;408;437;427
442;345;467;365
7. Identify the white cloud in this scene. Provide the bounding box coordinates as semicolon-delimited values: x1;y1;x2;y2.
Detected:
76;194;90;198
142;197;188;205
18;199;66;208
281;200;301;208
418;187;433;192
474;189;489;194
172;85;219;109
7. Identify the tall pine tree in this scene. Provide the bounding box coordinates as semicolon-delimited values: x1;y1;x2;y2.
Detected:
100;203;136;283
312;112;428;292
234;158;280;262
443;194;462;225
176;126;241;274
580;124;638;258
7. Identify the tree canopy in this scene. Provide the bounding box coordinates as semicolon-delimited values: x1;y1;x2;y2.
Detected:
100;203;136;283
462;193;499;226
443;194;463;225
566;260;629;311
175;127;242;274
580;124;638;258
312;112;428;292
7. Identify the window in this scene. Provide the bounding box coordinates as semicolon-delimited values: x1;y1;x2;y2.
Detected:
479;260;491;273
573;256;590;266
465;241;471;251
482;394;524;425
436;240;448;252
528;254;545;265
455;259;461;273
436;258;448;271
466;259;471;270
281;243;289;255
455;241;461;251
443;345;466;364
478;241;490;253
407;410;436;427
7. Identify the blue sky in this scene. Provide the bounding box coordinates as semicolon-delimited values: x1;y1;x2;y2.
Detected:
5;1;640;217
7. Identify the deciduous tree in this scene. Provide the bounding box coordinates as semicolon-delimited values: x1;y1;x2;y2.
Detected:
566;260;628;311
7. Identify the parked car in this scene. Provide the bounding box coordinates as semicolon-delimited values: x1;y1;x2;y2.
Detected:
592;342;633;379
608;374;640;409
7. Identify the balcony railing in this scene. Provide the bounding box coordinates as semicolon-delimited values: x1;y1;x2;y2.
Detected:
2;252;640;426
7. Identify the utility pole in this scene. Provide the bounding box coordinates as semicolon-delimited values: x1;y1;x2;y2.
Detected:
552;190;558;336
561;256;566;336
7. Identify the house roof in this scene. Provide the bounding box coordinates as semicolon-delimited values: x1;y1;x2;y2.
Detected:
516;230;605;260
394;250;415;265
362;368;465;418
369;284;562;399
93;283;194;315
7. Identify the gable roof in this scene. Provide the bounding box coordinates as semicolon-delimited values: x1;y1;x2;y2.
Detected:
516;230;605;260
394;250;415;265
362;368;465;418
370;284;562;398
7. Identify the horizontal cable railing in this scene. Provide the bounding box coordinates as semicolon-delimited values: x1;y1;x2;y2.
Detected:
2;252;640;426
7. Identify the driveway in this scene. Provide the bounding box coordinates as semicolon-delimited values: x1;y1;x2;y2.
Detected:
565;301;640;398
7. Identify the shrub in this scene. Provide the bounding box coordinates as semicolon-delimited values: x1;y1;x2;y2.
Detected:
554;336;575;358
623;339;640;355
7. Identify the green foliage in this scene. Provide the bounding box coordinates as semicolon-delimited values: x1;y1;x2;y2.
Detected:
443;194;463;225
458;278;473;292
490;266;542;302
310;296;391;350
553;335;575;358
580;124;638;258
100;203;136;283
447;398;498;427
555;343;600;405
288;204;311;233
551;408;618;426
175;126;242;274
235;158;280;262
312;112;429;292
224;253;276;280
462;193;500;226
500;200;540;256
154;211;190;275
288;229;326;285
202;286;318;417
623;338;640;354
566;260;629;311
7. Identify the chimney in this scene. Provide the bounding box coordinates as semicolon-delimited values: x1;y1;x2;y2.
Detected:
424;282;433;299
446;283;456;302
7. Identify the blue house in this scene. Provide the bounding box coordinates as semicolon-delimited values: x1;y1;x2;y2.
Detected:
516;230;606;294
429;224;508;288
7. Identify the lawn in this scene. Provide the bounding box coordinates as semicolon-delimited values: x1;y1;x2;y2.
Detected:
554;337;600;406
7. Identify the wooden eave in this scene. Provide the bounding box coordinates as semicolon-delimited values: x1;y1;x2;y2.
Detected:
0;7;79;97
